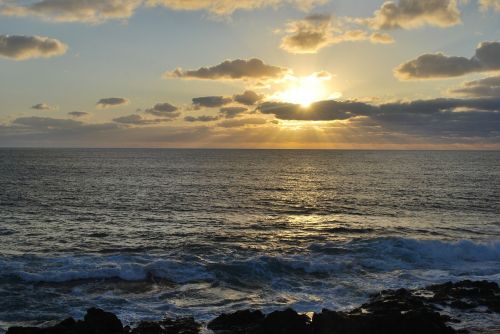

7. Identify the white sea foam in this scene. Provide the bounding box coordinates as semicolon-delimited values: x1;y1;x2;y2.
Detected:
1;238;498;284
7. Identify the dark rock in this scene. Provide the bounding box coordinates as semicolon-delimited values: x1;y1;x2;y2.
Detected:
84;308;123;334
427;280;500;312
207;310;264;332
259;308;311;334
312;308;456;334
130;322;163;334
159;317;200;334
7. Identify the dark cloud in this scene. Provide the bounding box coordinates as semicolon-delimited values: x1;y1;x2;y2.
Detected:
367;0;461;30
166;58;288;80
451;76;500;97
97;97;129;109
233;90;264;106
0;34;67;60
68;111;90;118
31;103;56;111
259;100;376;121
184;115;220;122
192;96;232;108
217;117;268;128
144;102;180;118
113;114;170;125
258;97;500;138
395;41;500;80
219;107;248;118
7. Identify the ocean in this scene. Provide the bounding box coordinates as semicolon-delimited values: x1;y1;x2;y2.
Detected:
0;149;499;332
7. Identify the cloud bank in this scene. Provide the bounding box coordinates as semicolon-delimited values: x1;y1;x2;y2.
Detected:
258;97;500;138
0;34;67;60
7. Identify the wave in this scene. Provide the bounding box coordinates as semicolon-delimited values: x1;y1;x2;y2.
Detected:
1;238;498;285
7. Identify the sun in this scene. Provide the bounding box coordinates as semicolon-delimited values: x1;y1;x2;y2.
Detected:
272;72;341;108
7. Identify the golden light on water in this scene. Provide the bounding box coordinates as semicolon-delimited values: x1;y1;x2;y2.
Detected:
272;73;342;108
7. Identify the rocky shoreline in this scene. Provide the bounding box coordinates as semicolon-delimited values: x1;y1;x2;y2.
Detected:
6;280;499;334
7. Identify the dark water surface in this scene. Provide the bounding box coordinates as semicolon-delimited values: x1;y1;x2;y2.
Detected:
0;149;499;331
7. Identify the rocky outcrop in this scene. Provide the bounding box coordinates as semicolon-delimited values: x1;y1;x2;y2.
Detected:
7;280;499;334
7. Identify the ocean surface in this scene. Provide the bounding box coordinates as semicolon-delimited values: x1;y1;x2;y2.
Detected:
0;149;499;332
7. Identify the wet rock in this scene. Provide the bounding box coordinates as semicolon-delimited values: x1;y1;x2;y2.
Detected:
427;280;500;312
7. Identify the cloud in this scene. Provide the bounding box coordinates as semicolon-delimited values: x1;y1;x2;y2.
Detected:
146;0;326;15
13;116;82;129
192;96;232;108
395;41;500;80
166;58;288;80
479;0;500;11
258;97;500;138
11;116;118;135
184;115;220;122
97;97;130;109
280;14;333;54
68;111;90;118
31;103;56;111
451;75;500;97
113;114;170;125
370;32;395;44
220;107;248;118
233;90;264;106
366;0;461;30
217;117;268;128
1;0;142;23
144;102;180;118
259;100;376;121
0;34;67;60
0;0;327;23
280;15;394;54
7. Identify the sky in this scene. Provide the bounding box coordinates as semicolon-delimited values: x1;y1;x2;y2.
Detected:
0;0;499;149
